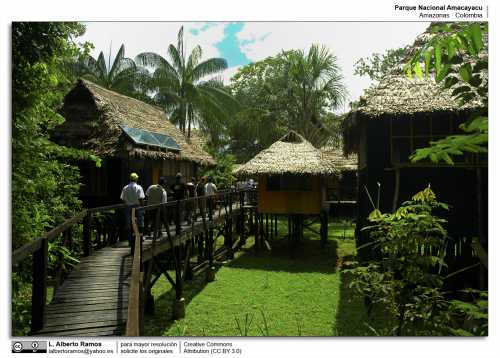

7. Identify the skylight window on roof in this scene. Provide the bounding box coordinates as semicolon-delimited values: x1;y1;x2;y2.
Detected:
121;125;180;151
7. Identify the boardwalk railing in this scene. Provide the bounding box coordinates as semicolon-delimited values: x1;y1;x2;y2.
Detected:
124;188;254;336
12;203;128;333
125;208;143;336
12;188;256;336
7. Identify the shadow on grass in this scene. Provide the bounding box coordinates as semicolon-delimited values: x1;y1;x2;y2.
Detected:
226;236;338;274
334;268;394;336
144;220;353;336
144;268;214;336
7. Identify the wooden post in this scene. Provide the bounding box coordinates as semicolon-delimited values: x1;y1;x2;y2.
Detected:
83;212;93;257
265;214;269;239
173;244;185;319
143;260;155;315
477;168;486;290
392;168;401;212
287;215;291;240
207;228;216;282
31;238;48;333
226;217;234;259
320;211;328;247
274;214;278;237
197;234;204;264
175;200;181;236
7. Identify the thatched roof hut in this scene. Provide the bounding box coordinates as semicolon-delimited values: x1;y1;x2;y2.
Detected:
234;131;339;176
320;138;357;172
343;23;486;155
55;79;215;166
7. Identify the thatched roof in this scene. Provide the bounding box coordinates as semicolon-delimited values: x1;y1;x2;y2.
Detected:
354;74;480;117
234;131;339;176
350;23;486;118
56;79;215;166
320;139;357;171
343;23;487;154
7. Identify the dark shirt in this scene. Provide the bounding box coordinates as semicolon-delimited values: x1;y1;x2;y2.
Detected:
171;182;186;201
186;182;196;198
196;183;205;197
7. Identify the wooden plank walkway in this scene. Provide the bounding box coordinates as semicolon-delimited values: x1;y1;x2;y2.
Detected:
35;206;241;336
36;242;131;336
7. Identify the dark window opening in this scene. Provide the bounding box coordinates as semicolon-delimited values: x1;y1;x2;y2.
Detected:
266;175;313;191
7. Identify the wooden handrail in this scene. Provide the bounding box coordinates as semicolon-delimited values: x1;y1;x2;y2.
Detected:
12;210;87;265
125;208;143;336
12;202;133;265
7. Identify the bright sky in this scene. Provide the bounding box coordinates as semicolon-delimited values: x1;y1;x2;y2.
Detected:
78;22;429;112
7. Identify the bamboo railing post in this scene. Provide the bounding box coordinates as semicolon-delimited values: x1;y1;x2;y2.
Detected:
31;238;48;333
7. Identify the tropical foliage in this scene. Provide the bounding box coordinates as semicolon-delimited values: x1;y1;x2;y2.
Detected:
12;22;98;249
280;45;346;139
228;45;346;162
75;43;151;101
354;46;408;81
136;27;237;138
345;187;487;336
405;22;488;164
12;22;99;335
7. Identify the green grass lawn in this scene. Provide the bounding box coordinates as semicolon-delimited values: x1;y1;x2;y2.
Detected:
144;218;384;336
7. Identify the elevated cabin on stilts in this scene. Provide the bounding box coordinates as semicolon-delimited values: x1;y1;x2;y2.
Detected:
54;79;215;207
234;131;339;249
320;139;358;218
343;24;488;290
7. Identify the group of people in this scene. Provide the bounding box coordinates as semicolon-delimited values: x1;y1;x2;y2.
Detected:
120;172;218;238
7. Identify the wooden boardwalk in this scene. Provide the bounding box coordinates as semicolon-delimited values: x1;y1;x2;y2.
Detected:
34;205;242;336
36;243;131;336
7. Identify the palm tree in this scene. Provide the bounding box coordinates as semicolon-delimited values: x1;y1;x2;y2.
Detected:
281;44;346;146
76;44;150;98
135;27;237;138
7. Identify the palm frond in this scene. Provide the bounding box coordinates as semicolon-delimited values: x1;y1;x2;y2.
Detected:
186;45;202;76
192;58;228;82
168;44;184;74
109;44;126;80
177;26;185;64
135;52;169;69
96;52;108;83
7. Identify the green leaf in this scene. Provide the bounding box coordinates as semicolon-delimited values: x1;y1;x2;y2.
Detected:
436;64;451;82
459;63;472;83
414;61;423;79
469;23;483;53
368;209;383;221
434;44;442;74
447;40;457;60
441;152;454;165
423;51;431;76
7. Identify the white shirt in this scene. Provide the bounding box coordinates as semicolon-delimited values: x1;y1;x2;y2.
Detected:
204;182;217;196
146;184;167;205
120;182;145;205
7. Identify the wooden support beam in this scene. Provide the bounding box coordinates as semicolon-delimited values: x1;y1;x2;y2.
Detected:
83;212;93;257
31;238;48;333
125;208;144;336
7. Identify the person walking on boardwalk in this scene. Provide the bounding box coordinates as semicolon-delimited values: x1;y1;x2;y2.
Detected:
185;177;197;224
145;176;168;235
120;172;145;251
204;176;218;220
171;173;187;225
195;176;207;220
